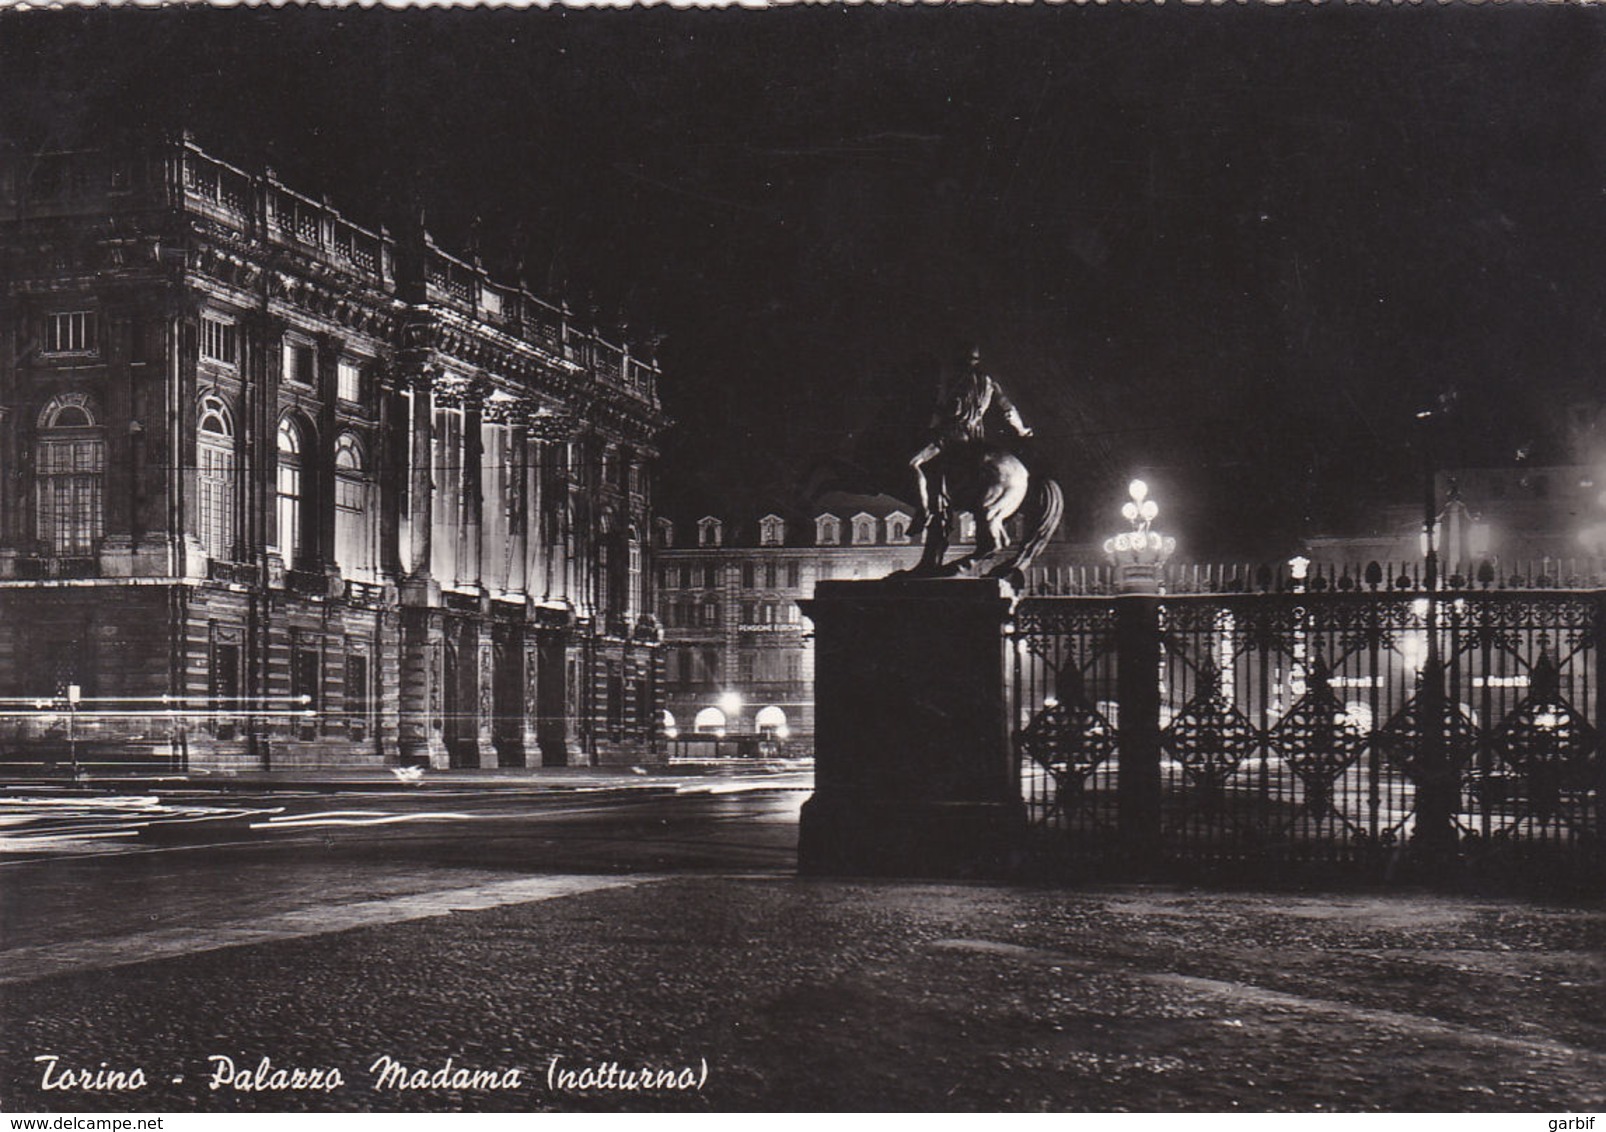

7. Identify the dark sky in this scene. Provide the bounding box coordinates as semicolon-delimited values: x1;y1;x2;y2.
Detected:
3;6;1604;554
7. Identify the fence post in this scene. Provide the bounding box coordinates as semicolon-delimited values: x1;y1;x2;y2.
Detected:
1596;593;1606;880
1116;593;1163;872
1413;652;1458;875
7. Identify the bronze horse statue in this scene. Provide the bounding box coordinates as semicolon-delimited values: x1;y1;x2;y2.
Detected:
899;439;1063;586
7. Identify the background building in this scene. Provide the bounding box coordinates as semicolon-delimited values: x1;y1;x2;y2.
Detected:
0;134;666;771
1302;466;1606;583
655;492;967;755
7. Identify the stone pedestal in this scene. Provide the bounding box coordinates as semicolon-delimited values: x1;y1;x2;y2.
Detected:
798;578;1026;878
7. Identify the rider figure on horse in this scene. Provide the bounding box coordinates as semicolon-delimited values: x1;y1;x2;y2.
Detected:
909;344;1033;536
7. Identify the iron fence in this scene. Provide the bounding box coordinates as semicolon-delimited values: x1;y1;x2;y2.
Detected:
1012;588;1605;883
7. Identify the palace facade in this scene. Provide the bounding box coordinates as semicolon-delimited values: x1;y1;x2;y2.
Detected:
655;493;966;755
0;134;666;771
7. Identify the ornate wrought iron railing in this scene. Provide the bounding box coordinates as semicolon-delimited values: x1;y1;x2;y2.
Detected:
1012;589;1605;882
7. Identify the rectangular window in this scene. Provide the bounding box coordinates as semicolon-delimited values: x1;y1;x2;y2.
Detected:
786;562;801;588
703;564;717;589
346;652;371;737
211;642;241;707
819;561;835;581
37;436;105;556
210;635;242;740
607;664;624;737
738;650;756;684
276;462;303;560
741;562;755;589
284;340;315;386
200;316;237;366
335;474;373;580
764;562;778;589
337;358;363;403
291;643;320;740
291;646;321;710
335;476;365;512
45;311;97;355
197;443;237;560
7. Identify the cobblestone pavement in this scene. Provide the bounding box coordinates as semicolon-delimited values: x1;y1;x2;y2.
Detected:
1;878;1601;1112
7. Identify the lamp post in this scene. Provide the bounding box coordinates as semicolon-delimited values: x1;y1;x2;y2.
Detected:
1103;479;1177;595
1413;397;1456;871
1103;479;1176;874
66;683;82;784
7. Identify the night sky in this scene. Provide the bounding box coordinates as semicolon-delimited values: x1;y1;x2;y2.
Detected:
3;5;1603;555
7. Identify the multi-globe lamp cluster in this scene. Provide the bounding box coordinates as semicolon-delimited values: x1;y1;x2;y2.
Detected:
1103;479;1177;593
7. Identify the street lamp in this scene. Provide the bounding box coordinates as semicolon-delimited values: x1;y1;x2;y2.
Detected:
66;682;82;784
1103;479;1176;594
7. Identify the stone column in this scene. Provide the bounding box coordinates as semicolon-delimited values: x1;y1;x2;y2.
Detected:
397;376;442;766
399;607;447;768
98;304;136;563
377;382;406;580
462;395;484;592
510;422;530;597
535;626;572;766
521;633;541;760
473;629;496;767
313;334;341;584
405;378;434;585
798;577;1026;878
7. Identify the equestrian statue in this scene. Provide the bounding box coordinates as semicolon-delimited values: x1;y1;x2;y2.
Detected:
900;345;1063;585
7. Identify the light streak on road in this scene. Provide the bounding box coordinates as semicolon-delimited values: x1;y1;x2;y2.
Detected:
257;810;480;830
0;795;278;856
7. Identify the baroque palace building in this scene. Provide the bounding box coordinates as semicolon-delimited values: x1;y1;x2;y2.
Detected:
0;134;667;771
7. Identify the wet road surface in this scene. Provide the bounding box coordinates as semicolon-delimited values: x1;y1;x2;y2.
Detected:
1;780;1601;1112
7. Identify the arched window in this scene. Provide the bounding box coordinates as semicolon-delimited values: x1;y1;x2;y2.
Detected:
693;707;727;736
760;515;786;546
698;516;723;547
276;416;307;565
755;706;789;739
815;514;840;546
197;395;236;561
334;433;374;580
36;395;105;556
852;513;877;545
